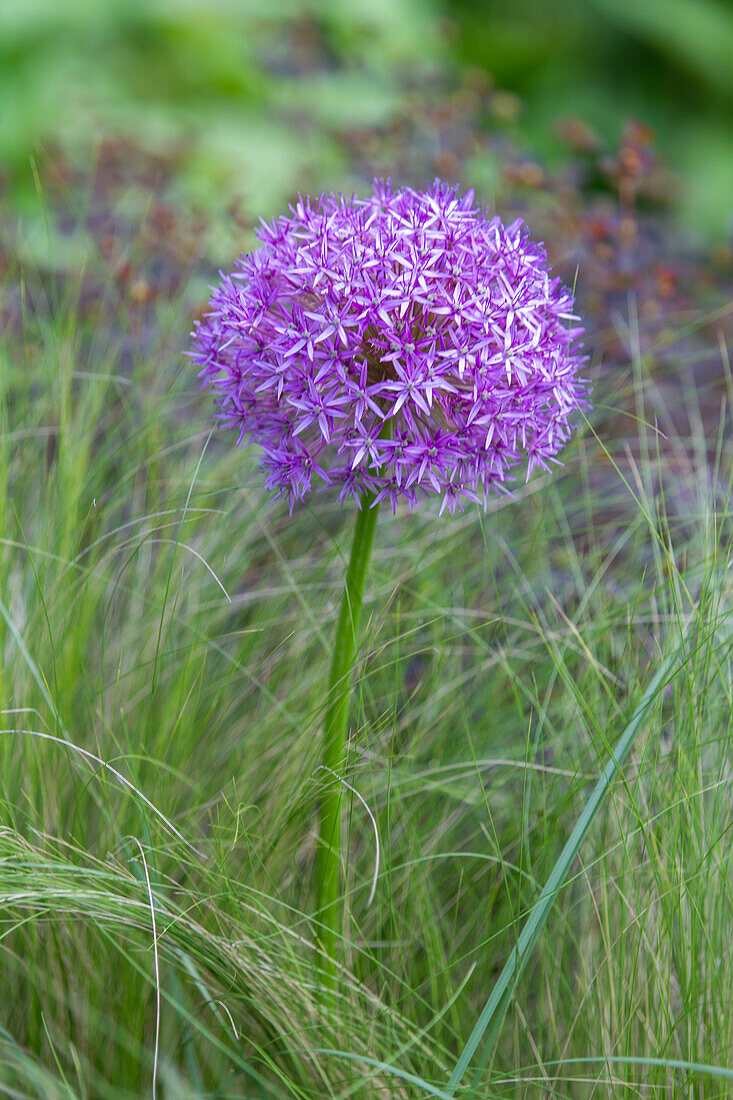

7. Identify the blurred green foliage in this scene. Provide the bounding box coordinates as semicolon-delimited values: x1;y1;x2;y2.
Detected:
0;0;731;238
0;0;442;217
445;0;733;237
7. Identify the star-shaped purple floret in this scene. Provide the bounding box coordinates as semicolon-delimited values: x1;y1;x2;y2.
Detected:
191;179;589;514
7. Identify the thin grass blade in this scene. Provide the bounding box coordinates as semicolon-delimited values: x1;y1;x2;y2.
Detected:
446;638;688;1093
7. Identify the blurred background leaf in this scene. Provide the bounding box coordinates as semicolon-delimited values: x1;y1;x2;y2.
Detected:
445;0;733;237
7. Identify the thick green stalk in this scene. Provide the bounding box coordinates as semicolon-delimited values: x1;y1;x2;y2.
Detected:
316;493;379;984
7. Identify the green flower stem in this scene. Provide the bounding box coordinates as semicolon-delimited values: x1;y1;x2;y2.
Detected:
316;492;379;985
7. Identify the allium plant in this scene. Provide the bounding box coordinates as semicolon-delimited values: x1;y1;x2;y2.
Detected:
191;179;588;984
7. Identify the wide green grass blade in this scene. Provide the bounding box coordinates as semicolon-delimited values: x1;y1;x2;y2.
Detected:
446;638;688;1093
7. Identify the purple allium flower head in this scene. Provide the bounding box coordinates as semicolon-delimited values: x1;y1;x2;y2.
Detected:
191;180;588;514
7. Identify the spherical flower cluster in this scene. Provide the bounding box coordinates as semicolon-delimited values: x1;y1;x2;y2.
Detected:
191;179;588;514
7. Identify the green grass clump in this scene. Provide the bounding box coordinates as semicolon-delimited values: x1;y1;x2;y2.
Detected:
1;210;732;1097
